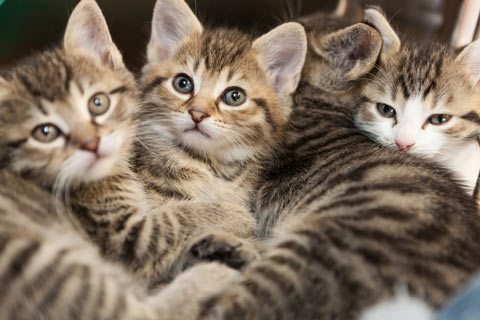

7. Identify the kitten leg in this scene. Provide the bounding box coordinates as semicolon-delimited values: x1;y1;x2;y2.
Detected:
184;232;261;270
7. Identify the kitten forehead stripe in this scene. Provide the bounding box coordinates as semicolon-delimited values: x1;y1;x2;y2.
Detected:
109;86;128;95
144;77;167;93
461;112;480;125
253;98;276;131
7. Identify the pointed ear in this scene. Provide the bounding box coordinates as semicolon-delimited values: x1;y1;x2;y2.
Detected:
253;22;307;96
363;7;401;58
312;23;382;81
456;39;480;87
64;0;124;69
147;0;203;63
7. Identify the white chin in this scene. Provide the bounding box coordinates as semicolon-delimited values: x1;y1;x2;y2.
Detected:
82;157;117;182
64;153;117;184
181;131;213;149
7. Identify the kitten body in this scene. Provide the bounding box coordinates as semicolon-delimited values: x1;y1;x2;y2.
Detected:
0;169;244;319
190;9;480;320
133;0;307;267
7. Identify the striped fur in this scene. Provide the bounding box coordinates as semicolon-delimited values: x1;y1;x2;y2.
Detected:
0;170;247;319
193;11;480;320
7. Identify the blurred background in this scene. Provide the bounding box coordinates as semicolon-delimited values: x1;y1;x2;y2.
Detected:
0;0;471;72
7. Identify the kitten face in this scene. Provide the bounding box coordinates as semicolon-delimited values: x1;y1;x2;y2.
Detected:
355;42;480;158
0;50;137;186
141;30;286;162
0;0;137;186
140;0;307;163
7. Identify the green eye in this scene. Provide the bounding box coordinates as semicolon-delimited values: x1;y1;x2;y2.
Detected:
428;114;452;125
89;93;110;116
32;124;61;143
223;88;247;107
376;103;396;118
173;74;194;94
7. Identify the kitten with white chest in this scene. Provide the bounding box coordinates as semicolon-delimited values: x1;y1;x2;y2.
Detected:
355;9;480;195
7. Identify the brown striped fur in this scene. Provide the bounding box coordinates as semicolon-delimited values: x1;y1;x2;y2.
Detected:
188;9;480;320
0;168;247;319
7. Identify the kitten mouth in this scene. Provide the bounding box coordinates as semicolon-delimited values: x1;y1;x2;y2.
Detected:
184;125;211;138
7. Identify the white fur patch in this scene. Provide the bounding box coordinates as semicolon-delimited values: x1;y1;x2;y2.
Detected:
359;294;433;320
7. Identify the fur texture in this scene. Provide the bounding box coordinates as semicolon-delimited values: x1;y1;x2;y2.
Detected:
184;10;480;320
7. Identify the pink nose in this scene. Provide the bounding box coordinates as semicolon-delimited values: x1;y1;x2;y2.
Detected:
189;110;209;123
395;139;415;151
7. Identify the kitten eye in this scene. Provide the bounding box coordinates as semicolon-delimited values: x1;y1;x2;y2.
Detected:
173;74;194;94
376;103;396;119
32;124;61;143
89;93;110;116
223;88;247;107
428;114;452;125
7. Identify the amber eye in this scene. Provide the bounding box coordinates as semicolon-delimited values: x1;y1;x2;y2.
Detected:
223;88;247;107
173;74;194;94
88;93;110;116
376;103;396;119
32;124;61;143
428;114;452;125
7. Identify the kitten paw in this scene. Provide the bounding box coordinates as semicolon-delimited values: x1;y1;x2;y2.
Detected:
189;233;259;270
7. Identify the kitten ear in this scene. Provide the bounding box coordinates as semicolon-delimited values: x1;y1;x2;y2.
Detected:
147;0;203;63
253;22;307;96
456;39;480;87
64;0;124;69
312;23;382;81
363;7;401;57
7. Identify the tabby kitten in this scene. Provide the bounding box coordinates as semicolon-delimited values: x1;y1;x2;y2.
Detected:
0;170;244;319
0;0;258;289
190;8;480;320
136;0;306;209
355;10;480;195
134;0;306;263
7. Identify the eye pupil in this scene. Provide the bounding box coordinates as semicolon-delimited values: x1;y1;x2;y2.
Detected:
232;91;240;101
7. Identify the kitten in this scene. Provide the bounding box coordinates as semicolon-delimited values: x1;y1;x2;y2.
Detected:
0;169;244;319
187;8;480;320
0;0;259;290
134;0;306;261
355;11;480;196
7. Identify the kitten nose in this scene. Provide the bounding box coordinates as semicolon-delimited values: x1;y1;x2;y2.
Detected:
395;139;415;151
189;110;209;123
80;137;100;153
